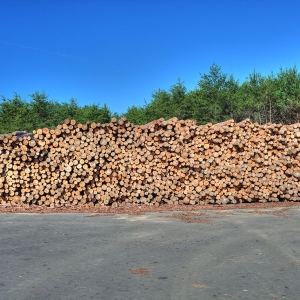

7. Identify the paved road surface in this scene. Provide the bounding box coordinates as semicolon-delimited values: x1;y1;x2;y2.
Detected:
1;207;300;300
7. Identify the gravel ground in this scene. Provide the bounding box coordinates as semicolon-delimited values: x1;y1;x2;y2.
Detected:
1;205;300;299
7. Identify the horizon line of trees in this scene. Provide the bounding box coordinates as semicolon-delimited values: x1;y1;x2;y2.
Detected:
1;63;300;134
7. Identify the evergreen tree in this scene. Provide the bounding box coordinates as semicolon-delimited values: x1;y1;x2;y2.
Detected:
2;63;300;133
0;93;31;133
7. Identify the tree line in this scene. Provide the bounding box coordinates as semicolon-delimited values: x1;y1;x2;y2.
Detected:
0;93;113;133
1;63;300;133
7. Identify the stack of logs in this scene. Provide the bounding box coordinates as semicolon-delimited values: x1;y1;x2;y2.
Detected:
1;117;300;207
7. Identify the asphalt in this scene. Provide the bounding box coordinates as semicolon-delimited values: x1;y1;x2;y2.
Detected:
1;207;300;300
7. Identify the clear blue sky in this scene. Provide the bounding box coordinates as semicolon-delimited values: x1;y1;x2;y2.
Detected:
1;0;299;114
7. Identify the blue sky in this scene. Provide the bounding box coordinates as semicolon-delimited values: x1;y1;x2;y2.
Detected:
1;0;300;114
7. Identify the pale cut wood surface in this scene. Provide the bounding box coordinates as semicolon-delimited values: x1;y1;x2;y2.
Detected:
1;117;300;207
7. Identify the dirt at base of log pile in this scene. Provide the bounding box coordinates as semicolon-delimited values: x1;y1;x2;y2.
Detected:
1;201;300;214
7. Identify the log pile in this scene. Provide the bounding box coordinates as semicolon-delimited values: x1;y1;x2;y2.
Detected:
1;117;300;207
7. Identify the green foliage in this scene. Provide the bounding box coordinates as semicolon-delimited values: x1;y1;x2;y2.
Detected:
276;66;300;107
0;93;113;133
126;105;146;124
29;92;57;129
53;98;79;125
2;63;300;134
144;89;172;122
76;103;112;124
126;79;188;124
0;93;31;133
275;66;300;123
